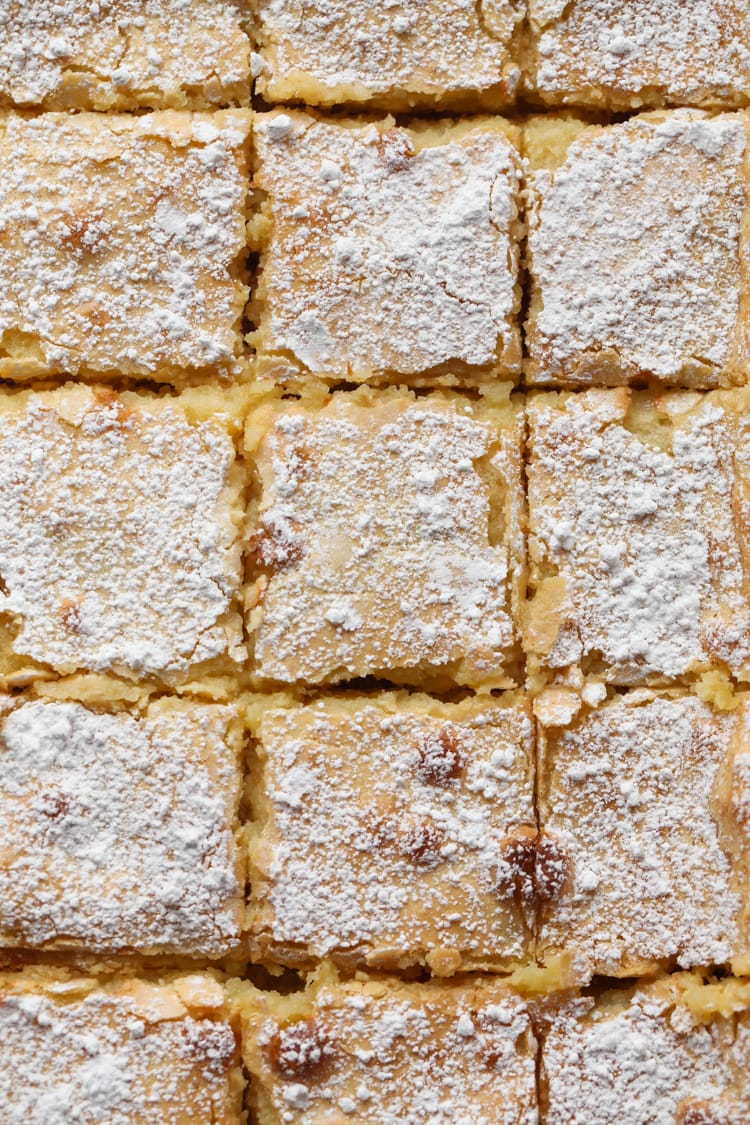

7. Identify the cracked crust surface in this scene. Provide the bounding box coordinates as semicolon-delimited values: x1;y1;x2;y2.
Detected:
0;384;246;688
0;695;245;957
251;111;523;387
525;110;750;389
0;969;244;1124
0;110;251;385
252;0;524;111
245;385;526;690
0;1;250;110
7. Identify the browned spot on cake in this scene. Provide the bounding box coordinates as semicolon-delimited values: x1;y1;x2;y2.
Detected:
249;520;305;572
494;830;570;908
39;791;70;820
678;1102;730;1125
57;211;109;255
264;1018;335;1082
57;599;82;634
398;820;446;868
377;129;414;174
416;728;465;786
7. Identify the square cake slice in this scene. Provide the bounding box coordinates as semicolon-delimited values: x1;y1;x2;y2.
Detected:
245;386;525;690
0;1;250;110
540;974;750;1125
524;388;750;688
526;1;750;111
246;691;538;975
0;109;251;385
0;695;245;957
252;0;524;112
0;970;244;1123
0;384;246;688
524;110;749;389
251;112;523;386
240;966;537;1125
537;691;748;983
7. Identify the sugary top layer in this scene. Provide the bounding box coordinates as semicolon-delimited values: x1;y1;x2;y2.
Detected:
527;111;747;384
0;110;250;380
539;694;743;978
248;976;537;1125
249;392;523;688
543;977;749;1124
254;0;521;106
0;386;244;680
0;1;250;109
530;1;750;107
254;113;521;380
526;389;750;682
0;975;239;1124
250;697;535;965
0;698;243;955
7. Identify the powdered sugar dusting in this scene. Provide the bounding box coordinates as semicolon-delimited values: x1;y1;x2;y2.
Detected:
254;112;522;382
0;386;245;681
526;111;746;386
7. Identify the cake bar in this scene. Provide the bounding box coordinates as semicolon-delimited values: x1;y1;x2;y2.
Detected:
524;387;750;688
0;694;245;957
0;969;244;1123
537;691;748;983
526;1;750;111
525;110;749;389
0;109;251;384
245;385;525;690
251;111;523;386
240;965;537;1125
246;691;541;975
0;384;246;688
252;0;523;111
0;1;250;111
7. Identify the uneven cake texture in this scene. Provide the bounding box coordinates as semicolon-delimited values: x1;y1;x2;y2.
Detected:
525;110;749;388
0;1;250;110
0;110;250;383
538;693;748;982
246;693;539;974
253;0;523;110
0;696;244;956
252;112;522;385
241;968;538;1125
528;1;750;110
541;975;750;1124
0;971;243;1124
524;388;750;686
246;387;525;689
0;385;245;686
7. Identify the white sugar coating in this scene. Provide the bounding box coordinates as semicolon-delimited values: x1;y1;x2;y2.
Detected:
245;976;537;1125
248;697;535;969
254;0;522;108
0;976;240;1124
542;979;746;1125
0;385;245;682
526;111;747;387
253;113;522;382
526;390;750;683
530;1;750;108
0;110;250;383
0;698;243;956
0;0;250;110
539;695;743;980
248;391;524;688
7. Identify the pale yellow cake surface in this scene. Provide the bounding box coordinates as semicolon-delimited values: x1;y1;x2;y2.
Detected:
240;966;537;1125
253;0;523;111
245;385;526;690
245;692;544;974
0;969;244;1123
524;387;750;687
0;695;245;956
525;110;750;388
0;384;246;688
0;110;251;384
251;111;523;386
527;1;750;110
0;1;250;110
537;691;748;982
